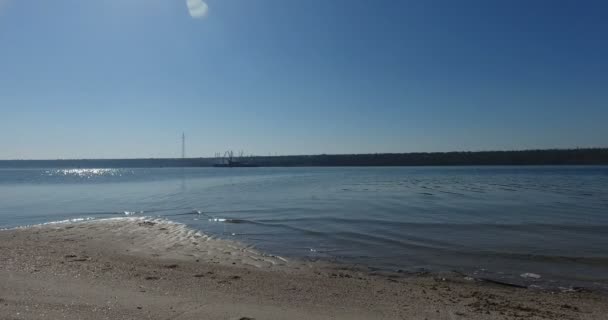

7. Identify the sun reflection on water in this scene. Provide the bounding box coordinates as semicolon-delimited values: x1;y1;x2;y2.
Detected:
45;168;126;179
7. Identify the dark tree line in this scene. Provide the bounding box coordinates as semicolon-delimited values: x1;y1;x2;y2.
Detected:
2;148;607;168
250;148;608;167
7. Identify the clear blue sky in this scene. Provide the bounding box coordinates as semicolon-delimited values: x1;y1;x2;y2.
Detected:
1;0;607;159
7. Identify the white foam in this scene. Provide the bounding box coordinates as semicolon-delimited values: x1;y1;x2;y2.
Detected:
123;211;144;216
520;273;541;279
1;217;98;231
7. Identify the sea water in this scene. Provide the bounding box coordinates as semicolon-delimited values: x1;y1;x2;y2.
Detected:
1;166;607;290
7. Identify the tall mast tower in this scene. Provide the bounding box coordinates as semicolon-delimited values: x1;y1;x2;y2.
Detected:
181;133;186;159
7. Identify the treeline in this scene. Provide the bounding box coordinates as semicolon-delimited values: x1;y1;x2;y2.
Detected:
1;148;607;168
251;148;608;167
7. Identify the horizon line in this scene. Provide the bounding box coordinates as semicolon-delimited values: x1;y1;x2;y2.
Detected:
1;147;607;162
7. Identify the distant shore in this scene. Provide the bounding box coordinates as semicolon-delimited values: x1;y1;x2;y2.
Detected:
2;148;608;168
1;218;606;319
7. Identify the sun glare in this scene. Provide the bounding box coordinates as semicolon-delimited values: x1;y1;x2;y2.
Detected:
186;0;208;19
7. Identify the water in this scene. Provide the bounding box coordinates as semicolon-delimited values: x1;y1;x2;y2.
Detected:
1;166;607;290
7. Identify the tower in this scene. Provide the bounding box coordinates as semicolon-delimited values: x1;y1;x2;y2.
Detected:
181;133;186;159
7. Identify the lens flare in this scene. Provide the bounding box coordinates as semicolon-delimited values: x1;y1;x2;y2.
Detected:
186;0;208;19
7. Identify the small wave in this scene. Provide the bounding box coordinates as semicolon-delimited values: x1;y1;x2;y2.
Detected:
473;251;608;267
252;217;608;230
123;210;144;216
208;218;247;224
1;217;98;230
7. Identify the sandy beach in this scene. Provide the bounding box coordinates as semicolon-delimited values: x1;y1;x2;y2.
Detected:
1;218;606;320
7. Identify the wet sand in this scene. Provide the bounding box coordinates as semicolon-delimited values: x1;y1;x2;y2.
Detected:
1;218;606;319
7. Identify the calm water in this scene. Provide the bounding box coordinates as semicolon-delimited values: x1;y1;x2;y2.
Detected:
1;166;607;290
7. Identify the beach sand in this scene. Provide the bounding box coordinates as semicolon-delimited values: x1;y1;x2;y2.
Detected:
1;218;606;319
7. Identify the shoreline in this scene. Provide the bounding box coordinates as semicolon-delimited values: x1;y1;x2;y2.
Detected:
6;216;604;293
1;218;607;319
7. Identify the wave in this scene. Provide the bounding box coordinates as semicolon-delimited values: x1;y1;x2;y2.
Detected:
246;217;608;232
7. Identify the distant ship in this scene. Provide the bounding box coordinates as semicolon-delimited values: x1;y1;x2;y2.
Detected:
213;150;259;168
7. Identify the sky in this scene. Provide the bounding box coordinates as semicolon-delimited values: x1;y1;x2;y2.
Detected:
0;0;607;159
